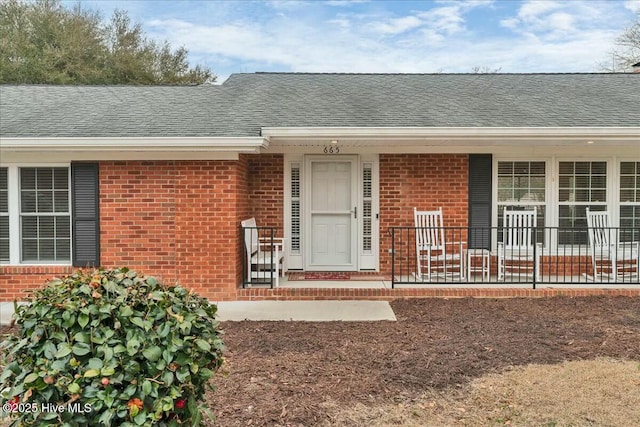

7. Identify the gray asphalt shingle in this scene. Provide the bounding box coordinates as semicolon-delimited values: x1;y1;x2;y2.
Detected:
1;73;638;138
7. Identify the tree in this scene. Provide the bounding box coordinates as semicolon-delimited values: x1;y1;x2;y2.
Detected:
471;66;502;73
0;0;215;84
604;14;640;72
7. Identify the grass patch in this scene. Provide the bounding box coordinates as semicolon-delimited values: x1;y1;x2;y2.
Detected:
324;358;640;426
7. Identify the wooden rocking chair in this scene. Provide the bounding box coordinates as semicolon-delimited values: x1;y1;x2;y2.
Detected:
414;207;465;281
586;208;639;282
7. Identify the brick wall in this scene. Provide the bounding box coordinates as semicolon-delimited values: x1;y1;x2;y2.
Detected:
236;155;250;287
100;162;177;280
248;154;284;234
102;160;244;300
379;154;469;274
0;266;75;301
173;161;240;301
0;160;248;302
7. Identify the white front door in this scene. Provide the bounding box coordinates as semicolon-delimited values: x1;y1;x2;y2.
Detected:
306;157;358;271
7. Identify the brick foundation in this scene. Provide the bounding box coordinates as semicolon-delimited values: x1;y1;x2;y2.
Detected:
237;287;640;300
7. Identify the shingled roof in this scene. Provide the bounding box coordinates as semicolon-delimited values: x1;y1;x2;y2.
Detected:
1;73;638;138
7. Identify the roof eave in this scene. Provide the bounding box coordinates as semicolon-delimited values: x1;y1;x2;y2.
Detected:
0;136;269;153
261;127;640;144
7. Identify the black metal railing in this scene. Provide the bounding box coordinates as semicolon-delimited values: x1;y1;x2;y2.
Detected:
241;226;279;288
390;226;639;288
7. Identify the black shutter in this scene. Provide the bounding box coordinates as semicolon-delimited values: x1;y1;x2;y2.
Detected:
468;154;492;249
72;163;100;267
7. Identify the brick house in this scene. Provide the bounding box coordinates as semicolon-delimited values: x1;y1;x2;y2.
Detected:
1;73;639;301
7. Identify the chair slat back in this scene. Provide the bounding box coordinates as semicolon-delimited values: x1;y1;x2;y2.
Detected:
503;208;537;248
241;218;259;256
414;207;446;250
586;208;610;248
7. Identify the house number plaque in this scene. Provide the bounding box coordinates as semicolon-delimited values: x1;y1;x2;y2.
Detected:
323;146;340;154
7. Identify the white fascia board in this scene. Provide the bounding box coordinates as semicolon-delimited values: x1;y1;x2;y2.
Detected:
261;127;640;142
0;137;269;153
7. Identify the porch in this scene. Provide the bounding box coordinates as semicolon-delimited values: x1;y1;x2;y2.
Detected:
241;224;639;292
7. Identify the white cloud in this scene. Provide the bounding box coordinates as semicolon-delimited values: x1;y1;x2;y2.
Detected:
417;5;466;34
139;0;635;81
327;18;351;29
326;0;369;6
624;0;640;13
499;0;628;43
518;0;563;21
368;16;423;35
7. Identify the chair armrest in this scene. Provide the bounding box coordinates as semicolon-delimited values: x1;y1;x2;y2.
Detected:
258;238;286;250
618;241;639;249
259;237;286;244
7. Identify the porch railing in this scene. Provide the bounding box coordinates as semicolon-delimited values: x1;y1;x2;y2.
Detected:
390;226;639;288
241;226;279;288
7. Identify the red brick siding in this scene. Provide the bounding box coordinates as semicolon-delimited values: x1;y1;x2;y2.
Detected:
102;160;242;300
173;161;240;301
3;154;631;302
379;154;469;274
236;155;251;287
0;267;75;301
248;154;284;235
0;160;246;301
100;162;177;280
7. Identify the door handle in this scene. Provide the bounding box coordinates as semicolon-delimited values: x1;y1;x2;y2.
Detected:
353;207;357;219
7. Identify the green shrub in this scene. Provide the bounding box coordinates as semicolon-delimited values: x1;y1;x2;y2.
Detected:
0;268;224;426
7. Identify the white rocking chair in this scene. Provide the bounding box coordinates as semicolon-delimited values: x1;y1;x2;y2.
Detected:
586;208;639;282
497;208;542;281
241;218;286;287
414;207;465;281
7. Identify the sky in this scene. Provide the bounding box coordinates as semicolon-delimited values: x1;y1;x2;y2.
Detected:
67;0;640;82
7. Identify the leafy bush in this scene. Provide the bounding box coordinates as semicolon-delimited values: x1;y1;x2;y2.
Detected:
0;268;224;426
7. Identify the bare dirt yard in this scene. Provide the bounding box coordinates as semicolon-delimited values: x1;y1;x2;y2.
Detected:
209;296;640;426
2;296;640;426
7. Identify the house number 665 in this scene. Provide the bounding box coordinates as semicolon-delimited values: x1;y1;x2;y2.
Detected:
323;146;340;154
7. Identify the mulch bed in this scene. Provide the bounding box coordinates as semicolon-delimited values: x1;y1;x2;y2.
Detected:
209;296;640;426
2;296;639;426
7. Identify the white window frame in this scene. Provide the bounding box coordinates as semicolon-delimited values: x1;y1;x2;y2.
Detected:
0;163;73;266
619;161;640;242
496;159;548;217
557;159;609;217
493;156;640;253
493;158;549;249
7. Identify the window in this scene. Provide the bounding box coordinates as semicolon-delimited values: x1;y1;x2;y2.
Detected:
1;163;101;266
620;162;640;242
497;161;546;243
558;161;607;244
19;168;71;262
0;168;8;262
